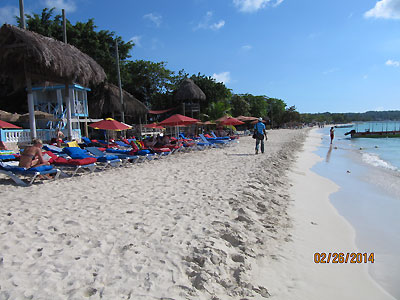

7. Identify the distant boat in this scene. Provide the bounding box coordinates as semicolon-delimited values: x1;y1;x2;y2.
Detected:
335;124;354;128
345;129;400;138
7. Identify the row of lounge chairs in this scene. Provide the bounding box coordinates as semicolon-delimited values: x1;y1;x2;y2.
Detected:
0;132;238;187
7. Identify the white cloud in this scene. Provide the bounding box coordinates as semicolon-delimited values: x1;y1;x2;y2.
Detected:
233;0;283;13
0;6;19;25
273;0;284;7
43;0;76;13
364;0;400;19
323;68;339;75
210;20;225;30
386;59;400;67
195;11;225;31
130;36;142;47
212;71;231;84
241;44;253;50
143;13;162;27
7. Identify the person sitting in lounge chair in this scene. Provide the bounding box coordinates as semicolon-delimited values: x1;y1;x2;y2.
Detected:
19;139;50;168
144;136;157;148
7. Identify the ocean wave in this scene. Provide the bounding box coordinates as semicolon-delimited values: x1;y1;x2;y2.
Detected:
362;152;398;171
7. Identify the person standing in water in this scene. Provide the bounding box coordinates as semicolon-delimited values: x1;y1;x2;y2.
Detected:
330;126;335;144
254;117;267;155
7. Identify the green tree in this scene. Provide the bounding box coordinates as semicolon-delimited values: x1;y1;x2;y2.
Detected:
230;94;250;117
189;74;232;113
123;60;175;105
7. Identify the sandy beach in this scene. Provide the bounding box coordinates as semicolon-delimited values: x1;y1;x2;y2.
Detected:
0;129;394;299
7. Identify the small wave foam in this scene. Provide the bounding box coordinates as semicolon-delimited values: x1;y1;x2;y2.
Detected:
362;152;398;171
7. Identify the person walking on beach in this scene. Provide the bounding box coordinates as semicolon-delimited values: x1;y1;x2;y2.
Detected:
330;127;335;144
254;117;267;154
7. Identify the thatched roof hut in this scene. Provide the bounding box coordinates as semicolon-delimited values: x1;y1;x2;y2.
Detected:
0;24;106;86
0;110;20;122
174;78;206;102
92;83;148;118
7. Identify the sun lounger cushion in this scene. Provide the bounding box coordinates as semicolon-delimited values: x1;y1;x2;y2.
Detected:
0;155;16;161
106;149;131;154
0;163;53;173
55;157;97;165
43;144;64;153
63;147;91;159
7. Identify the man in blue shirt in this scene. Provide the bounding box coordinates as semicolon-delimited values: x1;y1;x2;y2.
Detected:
254;117;267;154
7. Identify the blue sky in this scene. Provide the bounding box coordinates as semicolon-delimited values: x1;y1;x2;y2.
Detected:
1;0;400;113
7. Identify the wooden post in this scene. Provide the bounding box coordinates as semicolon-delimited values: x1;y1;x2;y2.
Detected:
115;40;125;124
65;84;73;139
62;9;67;43
84;120;89;137
20;1;36;140
19;0;26;29
61;9;73;139
26;76;37;139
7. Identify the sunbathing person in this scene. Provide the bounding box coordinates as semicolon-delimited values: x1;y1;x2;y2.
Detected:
19;139;50;168
143;136;157;148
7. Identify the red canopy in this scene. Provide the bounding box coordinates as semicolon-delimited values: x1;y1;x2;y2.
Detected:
89;118;132;131
148;107;176;114
159;114;199;126
144;123;164;129
236;116;258;122
215;115;230;122
0;120;22;129
220;117;245;126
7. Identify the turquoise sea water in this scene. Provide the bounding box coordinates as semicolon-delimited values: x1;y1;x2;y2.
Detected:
312;122;400;300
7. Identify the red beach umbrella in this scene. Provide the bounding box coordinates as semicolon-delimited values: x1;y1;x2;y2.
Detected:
89;118;132;131
144;122;164;129
159;114;199;126
220;117;245;126
0;119;22;129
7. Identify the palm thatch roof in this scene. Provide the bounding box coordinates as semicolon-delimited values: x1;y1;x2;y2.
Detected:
92;83;148;117
174;78;206;102
0;109;20;122
0;24;106;87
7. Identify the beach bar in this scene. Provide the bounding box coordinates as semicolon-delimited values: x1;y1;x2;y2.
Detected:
0;24;106;147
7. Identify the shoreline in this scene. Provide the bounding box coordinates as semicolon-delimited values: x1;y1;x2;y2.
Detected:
312;127;400;299
274;128;395;299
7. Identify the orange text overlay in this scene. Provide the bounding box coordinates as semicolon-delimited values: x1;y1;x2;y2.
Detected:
314;252;375;264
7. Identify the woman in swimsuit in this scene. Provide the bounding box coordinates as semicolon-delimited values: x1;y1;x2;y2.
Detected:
19;139;50;168
55;128;64;148
330;127;335;144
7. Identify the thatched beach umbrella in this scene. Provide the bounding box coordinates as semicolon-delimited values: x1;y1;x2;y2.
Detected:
174;78;206;102
0;110;20;122
0;24;106;139
18;111;57;122
0;24;106;87
109;84;148;117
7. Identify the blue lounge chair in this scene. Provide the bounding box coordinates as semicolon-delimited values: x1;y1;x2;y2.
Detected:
0;162;61;187
199;134;227;146
210;131;231;140
63;147;122;169
85;147;137;166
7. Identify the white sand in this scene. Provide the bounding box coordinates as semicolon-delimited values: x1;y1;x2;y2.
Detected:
0;129;393;299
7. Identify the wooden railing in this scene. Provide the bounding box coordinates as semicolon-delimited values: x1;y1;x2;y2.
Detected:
0;129;81;144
